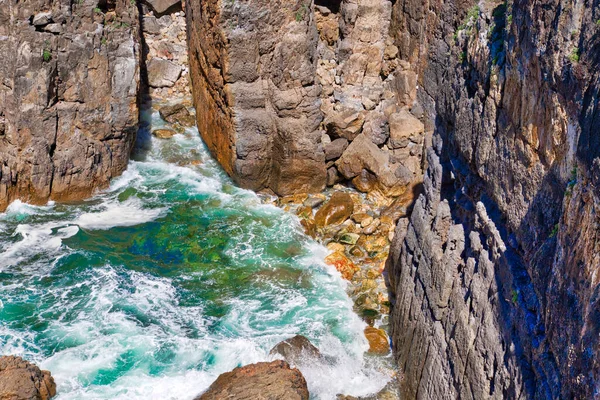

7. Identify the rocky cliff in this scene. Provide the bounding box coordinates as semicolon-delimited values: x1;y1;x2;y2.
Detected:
0;0;140;211
185;0;426;197
386;0;600;398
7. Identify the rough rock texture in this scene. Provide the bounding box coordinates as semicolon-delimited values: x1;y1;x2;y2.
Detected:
386;0;600;398
269;335;322;366
0;0;140;211
185;0;427;198
195;360;309;400
0;356;56;400
185;0;326;195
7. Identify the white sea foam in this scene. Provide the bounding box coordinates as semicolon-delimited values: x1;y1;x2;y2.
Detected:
74;201;166;230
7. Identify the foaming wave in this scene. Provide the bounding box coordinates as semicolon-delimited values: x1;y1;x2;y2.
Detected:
73;201;166;230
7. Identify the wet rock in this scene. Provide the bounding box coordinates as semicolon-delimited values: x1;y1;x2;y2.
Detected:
364;327;390;355
315;192;354;227
326;242;346;253
0;356;56;400
325;138;349;161
296;205;313;219
363;219;381;235
325;251;360;280
351;169;379;193
159;103;195;127
351;213;371;224
338;232;360;245
152;129;177;139
195;360;308;400
147;58;182;88
300;218;317;238
270;335;322;365
303;195;326;209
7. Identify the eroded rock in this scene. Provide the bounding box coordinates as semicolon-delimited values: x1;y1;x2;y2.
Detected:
0;356;56;400
195;360;309;400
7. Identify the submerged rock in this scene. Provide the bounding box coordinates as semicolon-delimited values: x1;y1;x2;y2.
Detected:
0;356;56;400
152;128;178;139
270;335;322;366
195;360;309;400
315;192;354;227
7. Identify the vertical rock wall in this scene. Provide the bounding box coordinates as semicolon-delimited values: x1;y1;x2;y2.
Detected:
185;0;326;195
386;0;600;398
0;0;140;211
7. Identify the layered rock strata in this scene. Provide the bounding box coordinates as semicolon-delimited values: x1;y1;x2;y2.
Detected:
0;0;141;211
386;0;600;398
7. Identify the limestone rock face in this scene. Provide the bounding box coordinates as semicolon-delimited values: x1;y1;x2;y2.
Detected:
195;360;309;400
0;0;140;211
185;0;326;196
387;0;600;398
0;356;56;400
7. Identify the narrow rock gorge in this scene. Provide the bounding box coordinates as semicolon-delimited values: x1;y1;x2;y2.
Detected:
1;0;600;398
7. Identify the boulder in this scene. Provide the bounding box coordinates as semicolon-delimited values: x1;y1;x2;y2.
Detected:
364;327;390;355
147;58;182;88
143;16;162;34
325;109;365;141
388;109;424;149
324;138;349;161
32;12;52;26
145;0;181;14
0;356;56;400
195;360;309;400
270;335;322;365
158;103;196;127
152;128;177;139
315;192;354;227
325;251;360;280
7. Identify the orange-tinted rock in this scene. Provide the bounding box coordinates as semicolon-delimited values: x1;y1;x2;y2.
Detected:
364;326;390;355
325;251;360;280
0;356;56;400
195;360;309;400
315;192;354;227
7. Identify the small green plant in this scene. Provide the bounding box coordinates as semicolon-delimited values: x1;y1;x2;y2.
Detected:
130;0;136;5
467;5;480;21
511;290;518;304
42;48;51;62
569;47;581;63
93;7;102;13
571;30;579;40
596;19;600;26
459;51;467;62
295;3;308;22
549;224;559;238
507;14;513;26
101;36;107;45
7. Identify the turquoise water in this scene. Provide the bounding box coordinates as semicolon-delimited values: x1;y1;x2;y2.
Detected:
0;108;391;399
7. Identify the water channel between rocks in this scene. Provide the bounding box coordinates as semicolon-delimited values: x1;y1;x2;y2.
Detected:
0;103;398;400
